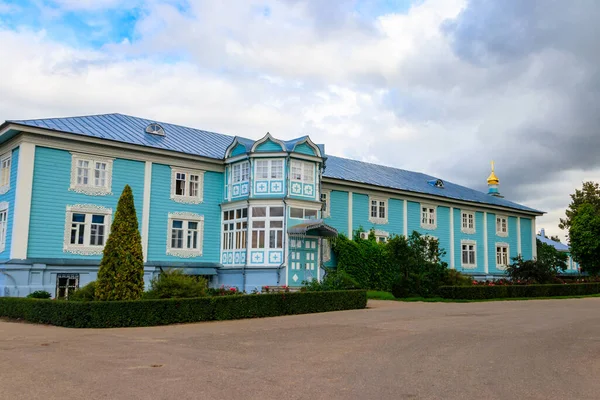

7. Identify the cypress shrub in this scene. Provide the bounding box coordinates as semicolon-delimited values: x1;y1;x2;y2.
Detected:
95;185;144;301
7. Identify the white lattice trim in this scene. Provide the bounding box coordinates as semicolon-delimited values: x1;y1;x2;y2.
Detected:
63;204;112;255
69;152;114;196
0;185;9;195
170;167;204;204
166;212;204;258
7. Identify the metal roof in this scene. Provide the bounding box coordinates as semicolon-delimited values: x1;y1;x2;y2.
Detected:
4;113;542;214
536;234;569;252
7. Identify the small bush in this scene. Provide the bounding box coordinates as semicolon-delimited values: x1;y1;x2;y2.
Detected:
69;282;96;301
0;290;367;328
438;283;600;300
444;270;473;286
143;270;207;299
206;286;240;296
302;270;361;292
26;291;51;299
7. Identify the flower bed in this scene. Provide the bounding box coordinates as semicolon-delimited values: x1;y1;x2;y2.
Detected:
0;290;367;328
438;283;600;300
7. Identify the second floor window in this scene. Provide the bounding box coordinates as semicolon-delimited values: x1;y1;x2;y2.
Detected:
421;204;437;229
171;168;204;204
255;159;284;180
222;208;248;251
0;153;11;192
369;197;388;224
70;153;113;195
291;160;314;183
232;162;249;183
496;215;508;236
461;211;475;234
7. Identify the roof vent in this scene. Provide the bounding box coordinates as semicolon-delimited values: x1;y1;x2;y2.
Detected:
145;122;165;136
428;179;444;188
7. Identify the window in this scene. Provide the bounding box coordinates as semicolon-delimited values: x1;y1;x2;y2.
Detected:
496;215;508;236
359;230;389;243
461;240;477;268
232;161;250;183
461;211;475;234
0;153;11;193
251;206;284;249
320;190;330;218
56;273;79;299
496;244;509;269
63;205;112;255
289;207;318;219
369;197;387;224
322;239;331;262
255;159;284;180
222;208;248;251
167;212;204;257
70;153;113;195
0;203;7;253
290;160;314;183
420;204;437;229
171;168;204;204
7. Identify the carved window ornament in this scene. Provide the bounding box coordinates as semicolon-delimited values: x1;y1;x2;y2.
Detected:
166;212;204;258
369;196;388;225
320;190;331;218
0;152;11;195
461;210;476;234
496;242;510;270
170;167;204;204
496;215;508;237
63;204;112;255
69;152;114;196
420;203;437;230
461;239;477;269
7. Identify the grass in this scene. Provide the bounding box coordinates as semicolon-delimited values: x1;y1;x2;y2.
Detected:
367;291;600;303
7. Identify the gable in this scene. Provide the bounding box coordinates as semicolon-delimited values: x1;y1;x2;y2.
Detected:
254;139;284;152
230;143;246;157
293;142;316;156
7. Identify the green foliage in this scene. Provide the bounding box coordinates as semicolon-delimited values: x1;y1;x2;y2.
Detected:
302;269;361;291
26;291;51;299
536;238;568;272
206;286;241;296
69;282;96;301
0;291;367;328
332;230;448;295
559;181;600;231
507;256;557;284
443;269;473;286
438;283;600;300
143;270;207;299
95;185;144;301
569;203;600;275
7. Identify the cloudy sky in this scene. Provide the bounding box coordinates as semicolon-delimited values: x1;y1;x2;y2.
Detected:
1;0;598;241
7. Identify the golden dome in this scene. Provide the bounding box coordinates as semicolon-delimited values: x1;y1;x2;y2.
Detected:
487;161;499;185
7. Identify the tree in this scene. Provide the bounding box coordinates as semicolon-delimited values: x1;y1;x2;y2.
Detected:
507;239;568;283
95;185;144;300
569;203;600;275
559;181;600;231
550;235;562;242
536;239;568;272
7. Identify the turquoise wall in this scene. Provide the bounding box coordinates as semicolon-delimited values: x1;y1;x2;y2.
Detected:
0;147;18;260
255;139;283;152
147;163;223;262
230;143;246;157
520;217;533;260
294;142;316;156
27;147;145;259
454;209;485;274
352;193;404;237
325;190;348;236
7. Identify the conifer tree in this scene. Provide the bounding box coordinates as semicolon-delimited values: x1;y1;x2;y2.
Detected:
95;185;144;300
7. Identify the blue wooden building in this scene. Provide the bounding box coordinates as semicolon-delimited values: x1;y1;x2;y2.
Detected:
536;228;580;274
0;114;543;297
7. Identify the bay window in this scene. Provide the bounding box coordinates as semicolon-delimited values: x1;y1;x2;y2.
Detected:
251;206;284;249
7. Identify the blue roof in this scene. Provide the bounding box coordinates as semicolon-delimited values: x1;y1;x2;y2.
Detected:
536;234;569;251
5;113;542;214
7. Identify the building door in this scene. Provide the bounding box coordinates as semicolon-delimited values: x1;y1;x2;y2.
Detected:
289;238;318;286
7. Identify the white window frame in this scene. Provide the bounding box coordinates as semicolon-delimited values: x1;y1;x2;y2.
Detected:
496;243;510;270
69;153;114;196
496;215;508;237
0;202;8;253
166;212;204;258
222;207;248;251
63;204;112;255
0;152;11;194
420;203;437;230
289;207;319;220
369;196;388;224
290;160;314;183
460;239;477;269
461;210;476;234
359;229;389;243
320;190;331;218
56;273;80;300
251;206;284;250
231;161;250;184
170;167;204;204
255;159;284;180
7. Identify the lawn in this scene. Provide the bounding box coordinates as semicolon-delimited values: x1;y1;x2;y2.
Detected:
367;290;600;303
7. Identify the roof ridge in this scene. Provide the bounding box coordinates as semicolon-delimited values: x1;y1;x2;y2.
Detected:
10;112;122;123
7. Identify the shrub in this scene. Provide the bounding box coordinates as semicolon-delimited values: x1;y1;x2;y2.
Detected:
206;286;241;296
95;185;144;301
26;291;51;299
69;282;96;301
507;255;559;284
302;270;361;292
0;290;368;328
444;270;473;286
438;283;600;300
143;270;207;299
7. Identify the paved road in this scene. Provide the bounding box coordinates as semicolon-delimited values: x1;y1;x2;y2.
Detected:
2;299;600;400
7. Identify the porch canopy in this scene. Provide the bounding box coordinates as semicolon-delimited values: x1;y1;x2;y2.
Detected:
287;219;338;238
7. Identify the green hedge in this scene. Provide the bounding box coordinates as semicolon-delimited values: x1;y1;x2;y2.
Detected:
0;290;367;328
438;283;600;300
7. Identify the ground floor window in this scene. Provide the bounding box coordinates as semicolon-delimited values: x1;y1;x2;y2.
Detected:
222;207;248;251
496;243;509;269
251;206;284;249
461;240;477;268
56;273;79;299
0;203;8;252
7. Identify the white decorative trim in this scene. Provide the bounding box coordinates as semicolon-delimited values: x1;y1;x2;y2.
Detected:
0;201;8;209
0;151;11;194
63;204;113;255
69;152;114;196
250;132;286;153
495;214;508;237
292;136;322;158
321;189;331;218
141;161;152;262
460;210;476;234
368;196;389;225
170;167;204;204
420;203;437;230
0;186;8;195
495;242;510;270
166;212;204;258
460;239;477;269
11;142;35;259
